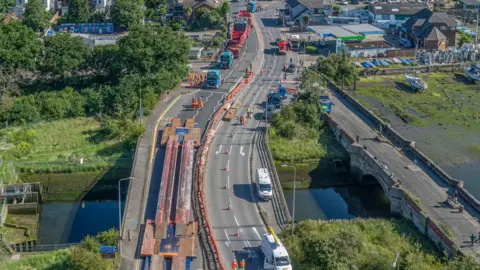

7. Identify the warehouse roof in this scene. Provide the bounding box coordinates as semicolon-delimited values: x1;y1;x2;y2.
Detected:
307;24;383;41
368;3;428;15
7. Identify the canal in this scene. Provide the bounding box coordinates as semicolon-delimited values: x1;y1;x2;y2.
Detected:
37;179;128;245
284;184;391;221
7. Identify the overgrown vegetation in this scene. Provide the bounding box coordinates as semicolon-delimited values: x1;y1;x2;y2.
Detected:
316;53;358;86
351;73;480;131
191;2;229;30
0;228;120;269
0;23;191;178
282;219;479;270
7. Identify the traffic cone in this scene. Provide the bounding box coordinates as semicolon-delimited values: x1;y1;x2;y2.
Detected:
224;165;228;171
226;150;229;155
235;230;240;237
227;202;232;211
223;182;228;189
232;132;235;137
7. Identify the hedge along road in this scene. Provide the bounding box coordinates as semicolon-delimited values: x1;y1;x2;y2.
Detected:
204;3;289;268
129;9;262;270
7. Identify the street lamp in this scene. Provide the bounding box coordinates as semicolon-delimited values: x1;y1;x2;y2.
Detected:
118;177;133;239
281;164;296;234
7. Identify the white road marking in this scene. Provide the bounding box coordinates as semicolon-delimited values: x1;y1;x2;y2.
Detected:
227;175;230;189
226;160;230;171
240;146;245;156
224;229;230;246
234;215;244;232
232;132;237;141
215;145;223;155
229;145;233;155
252;227;262;240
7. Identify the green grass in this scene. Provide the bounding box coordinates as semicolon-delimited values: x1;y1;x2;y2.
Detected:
281;219;459;270
0;249;71;269
438;222;454;240
351;73;480;131
466;145;480;159
0;214;38;244
0;118;131;183
269;124;347;163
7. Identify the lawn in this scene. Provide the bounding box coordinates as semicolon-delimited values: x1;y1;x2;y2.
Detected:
351;73;480;131
0;118;131;183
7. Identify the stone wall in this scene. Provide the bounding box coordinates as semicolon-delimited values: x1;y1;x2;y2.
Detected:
7;203;38;215
323;75;466;258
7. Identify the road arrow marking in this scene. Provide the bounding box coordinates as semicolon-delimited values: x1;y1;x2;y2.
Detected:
215;145;223;155
240;146;245;156
224;229;230;246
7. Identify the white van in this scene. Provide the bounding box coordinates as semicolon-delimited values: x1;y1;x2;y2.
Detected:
256;168;273;200
261;227;292;270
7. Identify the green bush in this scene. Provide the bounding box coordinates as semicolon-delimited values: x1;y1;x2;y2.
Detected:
305;46;317;54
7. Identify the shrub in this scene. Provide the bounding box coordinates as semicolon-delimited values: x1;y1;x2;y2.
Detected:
305;46;317;54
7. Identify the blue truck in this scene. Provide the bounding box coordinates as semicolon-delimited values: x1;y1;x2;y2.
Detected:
320;95;333;113
247;1;257;13
206;70;222;88
220;51;233;69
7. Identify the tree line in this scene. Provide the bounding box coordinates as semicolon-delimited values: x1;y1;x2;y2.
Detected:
0;21;191;143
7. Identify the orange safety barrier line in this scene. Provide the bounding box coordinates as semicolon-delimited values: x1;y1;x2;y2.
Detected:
196;71;255;270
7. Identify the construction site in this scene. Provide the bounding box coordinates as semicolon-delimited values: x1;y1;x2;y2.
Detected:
141;118;201;270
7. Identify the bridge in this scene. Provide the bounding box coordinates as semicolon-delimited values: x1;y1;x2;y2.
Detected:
324;78;480;257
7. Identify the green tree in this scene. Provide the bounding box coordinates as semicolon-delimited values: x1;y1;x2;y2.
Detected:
89;11;107;23
302;14;311;27
458;30;473;48
89;44;121;79
316;53;357;86
66;0;89;23
217;1;229;21
22;0;49;31
70;247;113;270
7;96;41;124
117;25;190;77
0;21;42;71
96;228;119;246
158;4;167;16
333;5;341;12
43;33;91;77
111;0;144;28
184;5;193;21
0;0;15;13
194;8;223;29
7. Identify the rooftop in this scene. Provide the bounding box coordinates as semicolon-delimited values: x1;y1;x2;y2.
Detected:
458;0;480;6
307;24;384;41
368;3;428;15
286;0;330;10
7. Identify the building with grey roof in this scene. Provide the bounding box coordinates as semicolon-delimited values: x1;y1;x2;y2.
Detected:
368;3;428;23
285;0;333;25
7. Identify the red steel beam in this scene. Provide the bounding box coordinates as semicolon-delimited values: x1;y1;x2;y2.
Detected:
155;138;174;225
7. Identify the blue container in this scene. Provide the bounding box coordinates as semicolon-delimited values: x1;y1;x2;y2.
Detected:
193;123;199;128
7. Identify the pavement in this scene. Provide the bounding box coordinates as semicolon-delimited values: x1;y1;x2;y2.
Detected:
327;85;480;256
204;2;291;269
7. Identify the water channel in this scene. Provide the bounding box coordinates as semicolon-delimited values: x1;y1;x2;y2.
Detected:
37;181;127;245
284;184;391;221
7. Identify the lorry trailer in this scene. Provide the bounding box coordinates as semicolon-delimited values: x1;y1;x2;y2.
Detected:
228;10;252;58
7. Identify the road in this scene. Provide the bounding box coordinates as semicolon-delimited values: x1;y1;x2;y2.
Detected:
327;85;480;256
204;3;290;269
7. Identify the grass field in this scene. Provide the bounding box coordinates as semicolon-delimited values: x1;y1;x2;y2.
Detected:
0;118;131;183
352;73;480;131
0;249;71;269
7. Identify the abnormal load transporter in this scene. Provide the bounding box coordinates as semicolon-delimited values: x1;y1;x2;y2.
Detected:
227;10;253;59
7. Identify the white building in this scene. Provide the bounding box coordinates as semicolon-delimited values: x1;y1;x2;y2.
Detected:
13;0;57;17
285;0;333;26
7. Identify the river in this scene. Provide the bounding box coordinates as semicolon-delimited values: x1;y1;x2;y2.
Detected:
37;181;128;245
284;184;391;221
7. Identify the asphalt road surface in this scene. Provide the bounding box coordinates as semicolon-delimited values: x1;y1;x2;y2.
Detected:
204;3;289;269
133;3;262;270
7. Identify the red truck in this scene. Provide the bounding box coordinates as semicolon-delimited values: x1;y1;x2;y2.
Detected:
228;10;252;58
278;39;287;54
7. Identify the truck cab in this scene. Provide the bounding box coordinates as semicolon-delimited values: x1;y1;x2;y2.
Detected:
247;1;257;13
261;227;292;270
320;95;332;113
256;168;272;200
220;51;233;69
278;39;287;54
206;70;222;88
